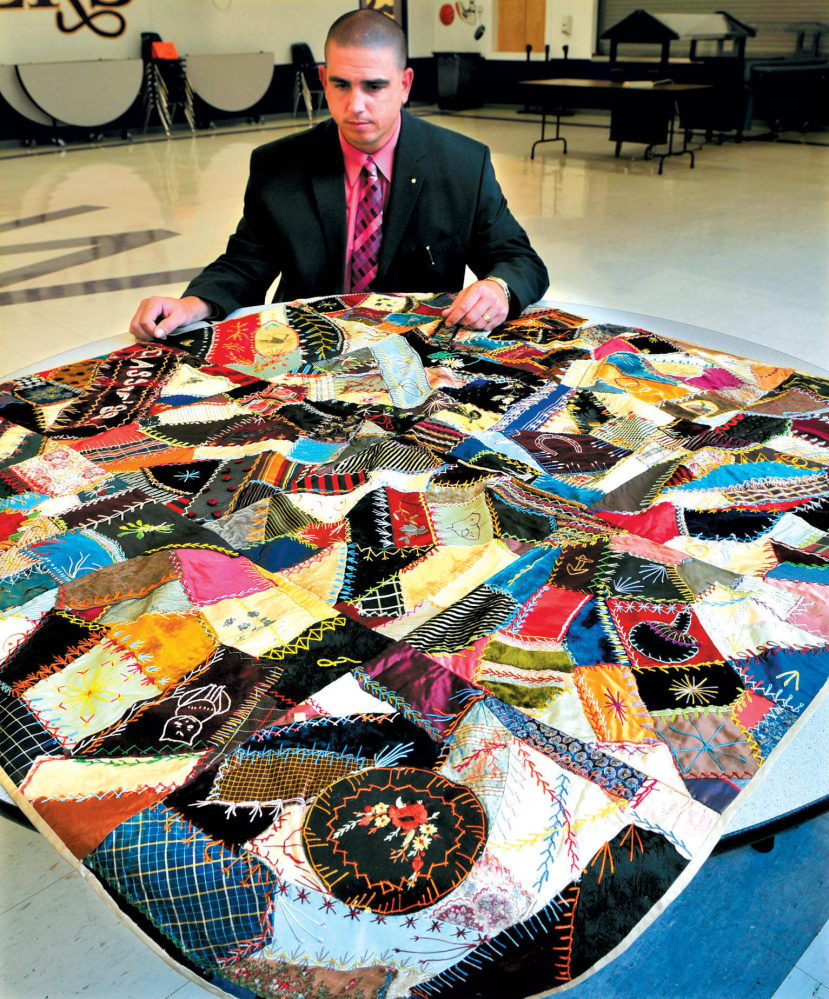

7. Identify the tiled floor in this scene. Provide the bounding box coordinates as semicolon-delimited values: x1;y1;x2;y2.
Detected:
0;108;827;998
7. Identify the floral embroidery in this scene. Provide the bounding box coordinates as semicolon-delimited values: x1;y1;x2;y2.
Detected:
333;797;441;883
117;519;176;540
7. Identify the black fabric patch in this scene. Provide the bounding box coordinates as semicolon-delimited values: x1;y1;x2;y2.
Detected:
267;615;395;706
627;333;680;355
90;502;233;557
0;400;43;434
607;554;688;602
440;377;539;415
146;460;222;498
162;764;277;847
0;688;63;784
302;767;487;914
682;508;778;542
0;612;96;695
510;431;631;473
74;646;280;757
568;389;614;431
339;544;431;602
489;492;555;542
549;540;609;593
632;661;745;712
346;490;393;550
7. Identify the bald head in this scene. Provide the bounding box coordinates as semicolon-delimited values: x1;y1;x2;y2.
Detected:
325;9;407;71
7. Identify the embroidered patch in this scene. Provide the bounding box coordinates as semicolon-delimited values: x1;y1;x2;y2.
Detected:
302;766;486;913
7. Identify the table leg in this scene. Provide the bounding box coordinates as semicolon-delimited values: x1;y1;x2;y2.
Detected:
531;108;567;159
657;101;696;174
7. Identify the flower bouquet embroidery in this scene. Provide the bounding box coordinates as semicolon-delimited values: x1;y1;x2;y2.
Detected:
332;797;441;884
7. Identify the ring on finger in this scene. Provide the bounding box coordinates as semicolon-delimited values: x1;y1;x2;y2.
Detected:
482;311;491;324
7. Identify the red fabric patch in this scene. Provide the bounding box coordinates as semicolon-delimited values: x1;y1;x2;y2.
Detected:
608;600;722;669
505;584;590;642
0;510;26;545
206;313;262;366
388;488;434;548
597;502;680;544
733;690;775;730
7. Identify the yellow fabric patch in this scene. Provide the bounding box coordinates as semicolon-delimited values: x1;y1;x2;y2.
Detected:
200;575;338;656
277;543;348;605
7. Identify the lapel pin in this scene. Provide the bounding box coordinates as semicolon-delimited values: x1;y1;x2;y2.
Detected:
411;177;417;184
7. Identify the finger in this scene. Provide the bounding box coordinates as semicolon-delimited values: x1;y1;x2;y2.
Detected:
129;297;167;341
457;294;497;330
442;289;483;327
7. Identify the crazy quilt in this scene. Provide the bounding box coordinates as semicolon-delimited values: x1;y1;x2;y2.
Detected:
0;292;827;999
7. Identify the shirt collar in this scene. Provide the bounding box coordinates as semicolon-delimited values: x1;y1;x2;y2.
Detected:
338;113;402;187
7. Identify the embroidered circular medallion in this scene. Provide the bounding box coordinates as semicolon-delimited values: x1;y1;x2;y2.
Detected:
302;767;487;914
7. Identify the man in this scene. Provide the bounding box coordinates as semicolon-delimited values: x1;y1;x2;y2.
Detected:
130;9;548;342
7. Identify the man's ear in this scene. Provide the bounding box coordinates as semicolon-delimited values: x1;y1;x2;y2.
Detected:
318;64;327;87
401;66;414;104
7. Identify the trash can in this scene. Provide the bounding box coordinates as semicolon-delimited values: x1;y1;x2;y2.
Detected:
433;52;484;110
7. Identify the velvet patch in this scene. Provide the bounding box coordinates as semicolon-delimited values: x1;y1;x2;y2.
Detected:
302;767;486;913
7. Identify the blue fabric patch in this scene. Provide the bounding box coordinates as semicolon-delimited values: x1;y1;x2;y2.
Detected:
245;537;316;573
288;437;344;464
752;702;799;759
87;801;279;966
532;474;603;506
486;546;561;604
563;597;625;666
602;351;679;385
673;462;817;492
496;383;572;434
1;493;46;511
25;529;121;584
730;646;829;710
765;561;829;584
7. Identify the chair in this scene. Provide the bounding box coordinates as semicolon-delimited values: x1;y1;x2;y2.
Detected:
291;43;326;121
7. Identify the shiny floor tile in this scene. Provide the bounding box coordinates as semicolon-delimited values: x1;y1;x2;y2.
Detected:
1;109;827;375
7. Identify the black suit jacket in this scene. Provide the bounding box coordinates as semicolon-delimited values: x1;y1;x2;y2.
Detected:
183;110;548;319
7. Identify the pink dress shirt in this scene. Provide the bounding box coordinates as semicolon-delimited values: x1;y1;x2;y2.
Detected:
339;115;402;292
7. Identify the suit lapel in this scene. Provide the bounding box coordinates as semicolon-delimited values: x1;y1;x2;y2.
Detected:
378;111;426;281
310;122;348;291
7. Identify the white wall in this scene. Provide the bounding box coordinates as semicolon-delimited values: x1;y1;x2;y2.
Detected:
423;0;599;61
1;0;353;66
1;0;599;68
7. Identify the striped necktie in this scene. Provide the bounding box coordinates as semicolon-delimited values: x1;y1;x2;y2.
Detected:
350;156;383;293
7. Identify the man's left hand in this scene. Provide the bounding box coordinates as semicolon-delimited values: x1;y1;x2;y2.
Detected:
441;279;509;331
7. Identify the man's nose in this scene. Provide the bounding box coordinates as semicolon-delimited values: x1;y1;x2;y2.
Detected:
347;88;366;114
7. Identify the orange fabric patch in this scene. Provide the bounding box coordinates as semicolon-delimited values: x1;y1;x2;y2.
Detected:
106;613;216;687
574;663;654;742
32;788;163;858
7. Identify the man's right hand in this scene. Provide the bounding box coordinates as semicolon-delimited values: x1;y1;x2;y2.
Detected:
129;295;212;342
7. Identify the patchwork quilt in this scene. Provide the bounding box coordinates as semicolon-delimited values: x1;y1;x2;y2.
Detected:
0;292;827;999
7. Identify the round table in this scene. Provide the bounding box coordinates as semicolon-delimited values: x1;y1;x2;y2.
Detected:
2;300;828;846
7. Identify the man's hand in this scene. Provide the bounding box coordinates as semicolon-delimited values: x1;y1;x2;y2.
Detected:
129;295;212;342
441;278;509;331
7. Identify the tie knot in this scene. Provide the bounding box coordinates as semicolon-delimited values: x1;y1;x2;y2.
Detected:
363;157;378;180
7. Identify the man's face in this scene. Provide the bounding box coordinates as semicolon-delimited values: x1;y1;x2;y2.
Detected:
320;41;413;153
